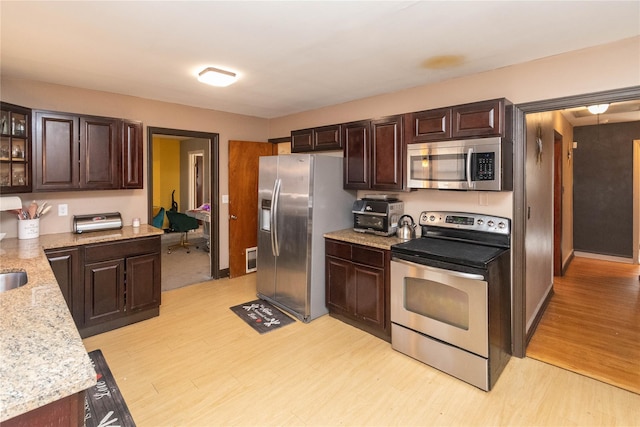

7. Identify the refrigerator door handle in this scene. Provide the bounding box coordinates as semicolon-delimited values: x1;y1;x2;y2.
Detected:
271;178;281;256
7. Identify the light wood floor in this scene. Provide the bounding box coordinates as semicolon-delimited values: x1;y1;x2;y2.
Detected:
527;257;640;395
83;274;640;426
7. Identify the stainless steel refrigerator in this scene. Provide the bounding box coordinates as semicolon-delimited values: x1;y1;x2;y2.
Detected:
257;154;355;322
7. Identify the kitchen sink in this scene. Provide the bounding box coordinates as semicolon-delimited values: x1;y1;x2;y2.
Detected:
0;271;28;293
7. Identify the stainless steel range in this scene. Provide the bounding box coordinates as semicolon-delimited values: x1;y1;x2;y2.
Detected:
390;211;511;391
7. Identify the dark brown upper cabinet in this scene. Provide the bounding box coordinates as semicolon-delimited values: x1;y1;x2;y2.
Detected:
408;107;451;143
344;115;405;192
408;98;510;144
34;110;143;191
291;124;342;153
0;102;32;194
343;120;370;190
451;99;504;138
370;115;405;191
121;120;143;189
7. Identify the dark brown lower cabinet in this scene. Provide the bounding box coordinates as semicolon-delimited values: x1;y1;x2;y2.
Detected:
45;247;84;329
47;236;161;338
325;238;390;342
2;391;85;427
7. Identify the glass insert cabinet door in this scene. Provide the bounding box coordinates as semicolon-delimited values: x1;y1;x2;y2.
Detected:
0;102;31;193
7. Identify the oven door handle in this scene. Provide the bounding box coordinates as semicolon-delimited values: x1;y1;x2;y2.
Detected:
391;257;485;281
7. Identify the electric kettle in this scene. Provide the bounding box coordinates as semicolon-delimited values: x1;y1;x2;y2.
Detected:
396;215;416;240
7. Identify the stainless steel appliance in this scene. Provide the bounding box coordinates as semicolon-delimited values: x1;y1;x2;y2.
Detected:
257;154;355;322
352;198;404;236
390;211;511;391
73;212;123;233
406;137;512;191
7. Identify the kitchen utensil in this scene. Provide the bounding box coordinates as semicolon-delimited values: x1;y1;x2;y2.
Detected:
39;205;52;217
27;201;37;219
36;201;47;217
396;214;416;240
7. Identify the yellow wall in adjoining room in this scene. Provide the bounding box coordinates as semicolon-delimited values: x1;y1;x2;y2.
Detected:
152;137;181;229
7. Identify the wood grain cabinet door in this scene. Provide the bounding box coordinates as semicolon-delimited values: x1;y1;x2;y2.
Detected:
80;116;119;189
121;120;143;189
352;263;385;329
313;124;342;151
46;247;84;329
343;120;370;189
370;114;404;191
84;259;126;326
409;108;451;142
34;111;79;190
126;252;161;312
291;128;313;153
452;99;503;138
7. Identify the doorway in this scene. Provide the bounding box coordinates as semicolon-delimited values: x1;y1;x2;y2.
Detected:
512;87;640;357
147;127;220;280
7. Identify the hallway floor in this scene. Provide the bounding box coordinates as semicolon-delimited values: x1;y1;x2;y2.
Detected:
527;257;640;395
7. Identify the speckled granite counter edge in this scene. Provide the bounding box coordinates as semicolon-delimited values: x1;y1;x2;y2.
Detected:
0;225;163;422
324;228;405;250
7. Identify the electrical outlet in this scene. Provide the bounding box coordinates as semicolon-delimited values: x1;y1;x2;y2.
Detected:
58;204;68;216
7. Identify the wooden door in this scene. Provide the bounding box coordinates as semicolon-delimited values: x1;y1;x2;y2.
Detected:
228;140;275;278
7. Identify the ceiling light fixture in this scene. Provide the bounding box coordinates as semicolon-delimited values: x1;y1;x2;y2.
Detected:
197;67;237;87
587;104;609;115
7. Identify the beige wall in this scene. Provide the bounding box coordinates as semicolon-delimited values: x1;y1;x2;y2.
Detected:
0;79;269;269
0;36;638;274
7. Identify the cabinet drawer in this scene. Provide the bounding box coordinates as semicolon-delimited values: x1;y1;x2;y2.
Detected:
84;236;160;263
325;239;352;259
351;245;385;268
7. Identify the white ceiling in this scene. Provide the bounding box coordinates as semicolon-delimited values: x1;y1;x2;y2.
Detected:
1;1;639;120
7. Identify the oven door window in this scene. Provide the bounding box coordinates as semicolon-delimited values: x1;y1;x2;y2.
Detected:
410;153;466;182
405;277;469;330
354;214;385;230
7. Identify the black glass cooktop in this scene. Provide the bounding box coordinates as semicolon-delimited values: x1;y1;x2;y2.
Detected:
391;237;507;268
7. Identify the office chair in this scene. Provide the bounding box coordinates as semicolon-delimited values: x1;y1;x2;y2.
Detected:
165;210;199;254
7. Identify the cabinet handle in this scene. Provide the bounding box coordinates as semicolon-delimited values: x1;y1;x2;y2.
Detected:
230;215;237;220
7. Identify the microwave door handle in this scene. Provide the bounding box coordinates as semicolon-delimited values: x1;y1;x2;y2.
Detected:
466;147;473;188
271;178;281;257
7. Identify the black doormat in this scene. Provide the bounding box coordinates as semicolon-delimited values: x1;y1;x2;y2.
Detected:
86;349;136;427
230;299;296;334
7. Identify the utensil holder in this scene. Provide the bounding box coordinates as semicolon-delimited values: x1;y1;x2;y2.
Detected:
18;219;39;240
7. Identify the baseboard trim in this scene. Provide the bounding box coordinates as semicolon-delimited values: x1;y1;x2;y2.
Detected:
574;251;634;264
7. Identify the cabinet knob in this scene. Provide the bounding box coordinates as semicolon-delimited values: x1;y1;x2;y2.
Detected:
230;215;237;220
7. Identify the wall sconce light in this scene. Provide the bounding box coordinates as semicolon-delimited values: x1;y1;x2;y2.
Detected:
587;104;609;115
197;67;237;87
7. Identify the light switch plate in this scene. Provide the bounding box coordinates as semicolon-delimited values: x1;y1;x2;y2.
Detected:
222;195;229;204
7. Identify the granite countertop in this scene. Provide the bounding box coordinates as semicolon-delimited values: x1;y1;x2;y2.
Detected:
324;228;407;250
0;224;163;422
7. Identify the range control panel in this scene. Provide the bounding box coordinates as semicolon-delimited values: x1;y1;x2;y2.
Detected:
419;211;510;235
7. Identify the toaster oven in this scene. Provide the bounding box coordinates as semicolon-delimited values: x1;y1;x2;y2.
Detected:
352;199;404;236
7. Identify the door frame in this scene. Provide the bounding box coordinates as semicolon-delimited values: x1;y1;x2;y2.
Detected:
512;85;640;358
553;130;563;276
188;150;205;210
147;127;220;279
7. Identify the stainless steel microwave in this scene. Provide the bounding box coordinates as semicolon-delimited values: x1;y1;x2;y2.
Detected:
406;137;512;191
